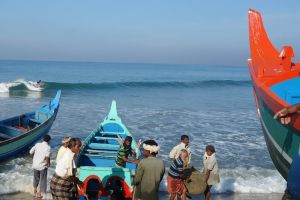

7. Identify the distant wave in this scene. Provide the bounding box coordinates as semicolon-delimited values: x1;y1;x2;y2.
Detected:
0;79;251;92
0;79;43;93
42;80;252;90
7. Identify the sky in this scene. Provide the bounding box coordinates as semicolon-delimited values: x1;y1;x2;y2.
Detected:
0;1;299;66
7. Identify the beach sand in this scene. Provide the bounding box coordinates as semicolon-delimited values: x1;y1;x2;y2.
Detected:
0;191;283;200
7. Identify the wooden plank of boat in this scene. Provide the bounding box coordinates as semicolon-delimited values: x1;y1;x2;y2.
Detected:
0;90;61;160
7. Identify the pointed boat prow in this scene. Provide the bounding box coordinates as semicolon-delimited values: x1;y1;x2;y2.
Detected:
107;100;118;120
248;9;297;77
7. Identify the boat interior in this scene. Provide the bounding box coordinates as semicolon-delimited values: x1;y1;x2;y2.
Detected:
78;122;136;170
0;107;51;141
270;77;300;105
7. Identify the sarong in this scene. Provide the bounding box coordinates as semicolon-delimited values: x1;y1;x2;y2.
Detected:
167;176;184;194
50;173;77;200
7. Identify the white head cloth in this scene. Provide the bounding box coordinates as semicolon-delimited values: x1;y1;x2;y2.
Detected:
143;143;160;153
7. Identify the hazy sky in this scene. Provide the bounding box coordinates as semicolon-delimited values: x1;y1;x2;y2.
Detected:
0;1;299;66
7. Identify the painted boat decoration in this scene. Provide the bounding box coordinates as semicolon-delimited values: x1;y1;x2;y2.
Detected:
248;9;300;197
0;90;61;160
77;100;140;200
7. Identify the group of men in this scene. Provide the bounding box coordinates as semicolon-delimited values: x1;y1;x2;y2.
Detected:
30;133;199;200
30;136;82;199
115;134;192;200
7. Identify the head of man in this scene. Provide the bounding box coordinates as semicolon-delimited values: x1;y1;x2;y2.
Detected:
143;140;160;157
68;138;82;154
43;134;51;143
124;136;132;148
62;137;71;147
181;135;189;146
205;145;215;156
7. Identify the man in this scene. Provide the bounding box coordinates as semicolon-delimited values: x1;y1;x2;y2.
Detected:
167;149;189;200
133;140;165;200
50;138;82;200
29;134;51;199
274;103;300;124
115;136;139;167
169;135;192;165
56;137;71;163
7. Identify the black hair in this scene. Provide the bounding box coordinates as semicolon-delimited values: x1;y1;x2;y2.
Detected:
143;139;158;146
43;134;51;142
125;136;132;142
181;135;189;141
206;145;215;153
68;138;81;149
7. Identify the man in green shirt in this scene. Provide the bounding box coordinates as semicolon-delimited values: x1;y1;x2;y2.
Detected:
115;136;139;167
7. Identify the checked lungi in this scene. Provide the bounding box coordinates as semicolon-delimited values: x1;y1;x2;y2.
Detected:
50;173;77;200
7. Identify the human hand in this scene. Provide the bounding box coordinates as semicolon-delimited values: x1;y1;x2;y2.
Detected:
137;139;142;148
274;105;299;124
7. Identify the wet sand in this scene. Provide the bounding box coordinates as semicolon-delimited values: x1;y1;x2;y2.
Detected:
0;191;283;200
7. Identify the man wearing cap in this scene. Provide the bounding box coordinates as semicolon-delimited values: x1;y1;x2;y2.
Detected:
115;136;139;167
56;137;71;163
29;134;51;199
133;139;165;200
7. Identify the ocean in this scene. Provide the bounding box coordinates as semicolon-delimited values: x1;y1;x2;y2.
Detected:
0;60;285;199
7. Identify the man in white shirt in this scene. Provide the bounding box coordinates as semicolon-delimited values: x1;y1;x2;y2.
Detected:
169;135;192;165
29;134;51;198
56;136;71;163
50;138;82;199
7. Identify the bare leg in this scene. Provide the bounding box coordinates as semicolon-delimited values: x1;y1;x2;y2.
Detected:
169;193;176;200
204;185;212;200
181;186;187;200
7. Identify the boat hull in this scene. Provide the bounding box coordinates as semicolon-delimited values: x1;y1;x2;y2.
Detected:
0;91;61;161
0;113;57;160
254;87;300;180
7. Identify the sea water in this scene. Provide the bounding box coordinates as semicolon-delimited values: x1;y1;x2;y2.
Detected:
0;60;285;196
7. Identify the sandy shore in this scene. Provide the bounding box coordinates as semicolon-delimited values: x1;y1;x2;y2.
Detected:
0;191;283;200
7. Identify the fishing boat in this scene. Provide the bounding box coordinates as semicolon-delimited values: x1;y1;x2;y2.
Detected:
77;100;140;200
248;9;300;197
0;90;61;160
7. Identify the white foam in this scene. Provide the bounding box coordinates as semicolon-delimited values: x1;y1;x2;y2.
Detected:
16;79;44;92
0;79;43;92
159;167;285;194
0;82;21;92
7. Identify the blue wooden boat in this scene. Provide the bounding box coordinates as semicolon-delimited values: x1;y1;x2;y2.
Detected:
0;90;61;160
77;100;140;200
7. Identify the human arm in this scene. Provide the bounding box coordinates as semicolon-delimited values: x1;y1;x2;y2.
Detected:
274;103;300;124
205;169;211;182
121;155;140;164
45;146;51;167
45;157;50;167
29;145;36;156
169;145;177;160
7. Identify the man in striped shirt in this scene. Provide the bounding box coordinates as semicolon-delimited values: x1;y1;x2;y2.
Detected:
167;149;189;200
169;135;192;165
115;136;139;167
